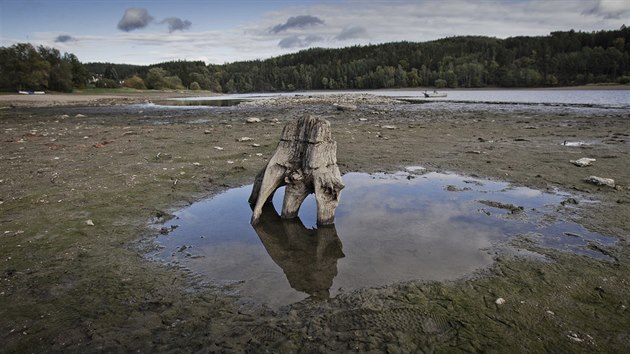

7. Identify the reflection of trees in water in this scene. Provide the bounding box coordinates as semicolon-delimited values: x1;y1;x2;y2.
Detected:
251;203;344;300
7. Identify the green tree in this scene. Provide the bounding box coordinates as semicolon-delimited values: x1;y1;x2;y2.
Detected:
123;75;147;90
145;67;168;89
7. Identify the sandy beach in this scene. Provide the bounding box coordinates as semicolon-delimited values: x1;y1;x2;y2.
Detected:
1;92;629;352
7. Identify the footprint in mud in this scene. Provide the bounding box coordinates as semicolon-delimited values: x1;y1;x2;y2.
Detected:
327;307;458;336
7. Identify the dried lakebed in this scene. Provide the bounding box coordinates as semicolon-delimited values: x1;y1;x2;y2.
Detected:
151;170;617;308
1;93;629;352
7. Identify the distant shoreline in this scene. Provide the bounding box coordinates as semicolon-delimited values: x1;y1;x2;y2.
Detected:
1;84;628;108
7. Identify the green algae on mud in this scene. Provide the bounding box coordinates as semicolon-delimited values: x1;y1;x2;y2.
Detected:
0;96;629;352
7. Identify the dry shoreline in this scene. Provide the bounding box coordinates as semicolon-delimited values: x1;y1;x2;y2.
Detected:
0;92;629;352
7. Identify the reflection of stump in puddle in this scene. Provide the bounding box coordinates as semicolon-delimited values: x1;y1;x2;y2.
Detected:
252;203;344;300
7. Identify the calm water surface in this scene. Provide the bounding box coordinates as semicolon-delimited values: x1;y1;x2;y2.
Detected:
164;89;630;109
152;171;616;308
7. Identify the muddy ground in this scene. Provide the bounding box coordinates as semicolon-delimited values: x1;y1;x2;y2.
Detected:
1;93;629;353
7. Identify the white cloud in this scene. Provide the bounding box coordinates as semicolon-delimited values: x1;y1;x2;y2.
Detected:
118;8;154;32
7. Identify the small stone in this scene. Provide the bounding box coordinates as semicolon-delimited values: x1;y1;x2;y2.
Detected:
226;160;234;164
192;162;201;166
382;125;397;129
75;114;86;118
583;176;615;188
251;143;260;147
567;332;583;343
359;118;368;122
495;297;506;305
86;220;94;226
246;117;261;123
213;146;224;150
570;158;596;167
546;310;555;315
256;153;263;156
238;137;253;142
203;130;212;134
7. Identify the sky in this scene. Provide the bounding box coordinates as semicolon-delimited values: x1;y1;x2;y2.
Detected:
0;0;628;65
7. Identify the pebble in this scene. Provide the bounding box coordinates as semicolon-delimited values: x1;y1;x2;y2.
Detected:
213;146;224;150
246;117;261;123
86;220;94;226
495;297;506;305
75;114;86;118
382;125;397;129
238;137;253;142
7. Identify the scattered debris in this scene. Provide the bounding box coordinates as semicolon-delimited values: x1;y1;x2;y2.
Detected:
570;158;596;167
445;185;471;192
478;200;524;214
562;141;589;147
561;198;579;206
567;332;584;343
583;176;615;188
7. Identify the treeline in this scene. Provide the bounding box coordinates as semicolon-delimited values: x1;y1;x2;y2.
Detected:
0;43;88;92
1;27;629;93
93;27;630;92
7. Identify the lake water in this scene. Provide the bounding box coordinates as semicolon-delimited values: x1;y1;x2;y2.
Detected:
164;89;630;110
151;170;617;308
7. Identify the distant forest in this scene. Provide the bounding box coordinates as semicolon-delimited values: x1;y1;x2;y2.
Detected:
1;27;629;93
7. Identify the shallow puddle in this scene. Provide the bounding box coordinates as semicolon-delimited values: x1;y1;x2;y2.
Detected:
153;98;245;107
151;171;616;307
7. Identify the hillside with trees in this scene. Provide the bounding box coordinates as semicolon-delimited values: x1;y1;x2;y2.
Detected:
1;27;628;93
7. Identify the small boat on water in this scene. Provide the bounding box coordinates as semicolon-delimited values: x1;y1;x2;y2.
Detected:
423;91;447;98
18;90;45;95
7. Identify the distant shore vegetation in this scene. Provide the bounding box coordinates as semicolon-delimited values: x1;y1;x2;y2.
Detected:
1;27;628;93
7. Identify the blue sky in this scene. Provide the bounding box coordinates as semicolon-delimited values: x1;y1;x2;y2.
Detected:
0;0;628;65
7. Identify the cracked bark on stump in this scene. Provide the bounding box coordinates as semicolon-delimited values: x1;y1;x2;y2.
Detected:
249;115;344;225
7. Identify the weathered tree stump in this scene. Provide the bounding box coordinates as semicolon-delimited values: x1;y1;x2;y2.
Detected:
249;115;344;225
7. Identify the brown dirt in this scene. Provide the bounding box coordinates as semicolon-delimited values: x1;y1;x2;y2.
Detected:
0;92;629;352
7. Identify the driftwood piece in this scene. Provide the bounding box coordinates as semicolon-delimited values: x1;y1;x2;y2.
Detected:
249;115;344;225
252;203;344;299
